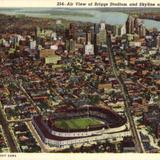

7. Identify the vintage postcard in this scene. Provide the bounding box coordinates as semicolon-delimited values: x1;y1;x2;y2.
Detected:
0;0;160;160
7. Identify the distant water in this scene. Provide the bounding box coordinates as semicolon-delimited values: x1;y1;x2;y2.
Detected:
143;19;160;30
0;8;160;30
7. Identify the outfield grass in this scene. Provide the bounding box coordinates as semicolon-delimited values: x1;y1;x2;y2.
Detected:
54;117;104;130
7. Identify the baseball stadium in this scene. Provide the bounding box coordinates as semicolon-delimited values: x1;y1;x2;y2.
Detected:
32;106;128;148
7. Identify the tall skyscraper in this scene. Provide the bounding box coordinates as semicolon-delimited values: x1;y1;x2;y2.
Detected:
138;24;146;38
66;39;76;53
97;23;107;45
93;23;98;54
126;16;135;34
156;34;160;49
134;18;140;34
36;27;41;38
120;24;127;36
69;39;76;53
112;24;126;36
86;32;92;44
69;23;78;40
100;23;106;31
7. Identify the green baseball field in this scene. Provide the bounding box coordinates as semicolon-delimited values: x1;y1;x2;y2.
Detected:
54;117;104;130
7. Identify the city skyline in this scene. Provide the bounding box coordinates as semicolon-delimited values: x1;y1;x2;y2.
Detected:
0;8;160;154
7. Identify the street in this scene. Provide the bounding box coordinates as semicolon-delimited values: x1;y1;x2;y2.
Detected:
107;34;144;153
26;121;49;152
0;103;18;152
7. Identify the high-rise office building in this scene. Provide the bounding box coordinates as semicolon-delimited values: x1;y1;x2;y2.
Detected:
138;24;146;38
69;23;78;40
66;39;76;53
86;32;92;44
126;16;135;34
93;23;97;53
112;24;126;36
156;34;160;49
97;23;107;45
134;18;140;33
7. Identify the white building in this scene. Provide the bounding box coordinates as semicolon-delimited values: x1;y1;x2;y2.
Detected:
2;39;10;47
30;40;37;50
16;34;24;43
50;45;58;50
51;32;57;41
129;41;141;47
100;23;106;31
85;41;94;55
121;24;127;36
